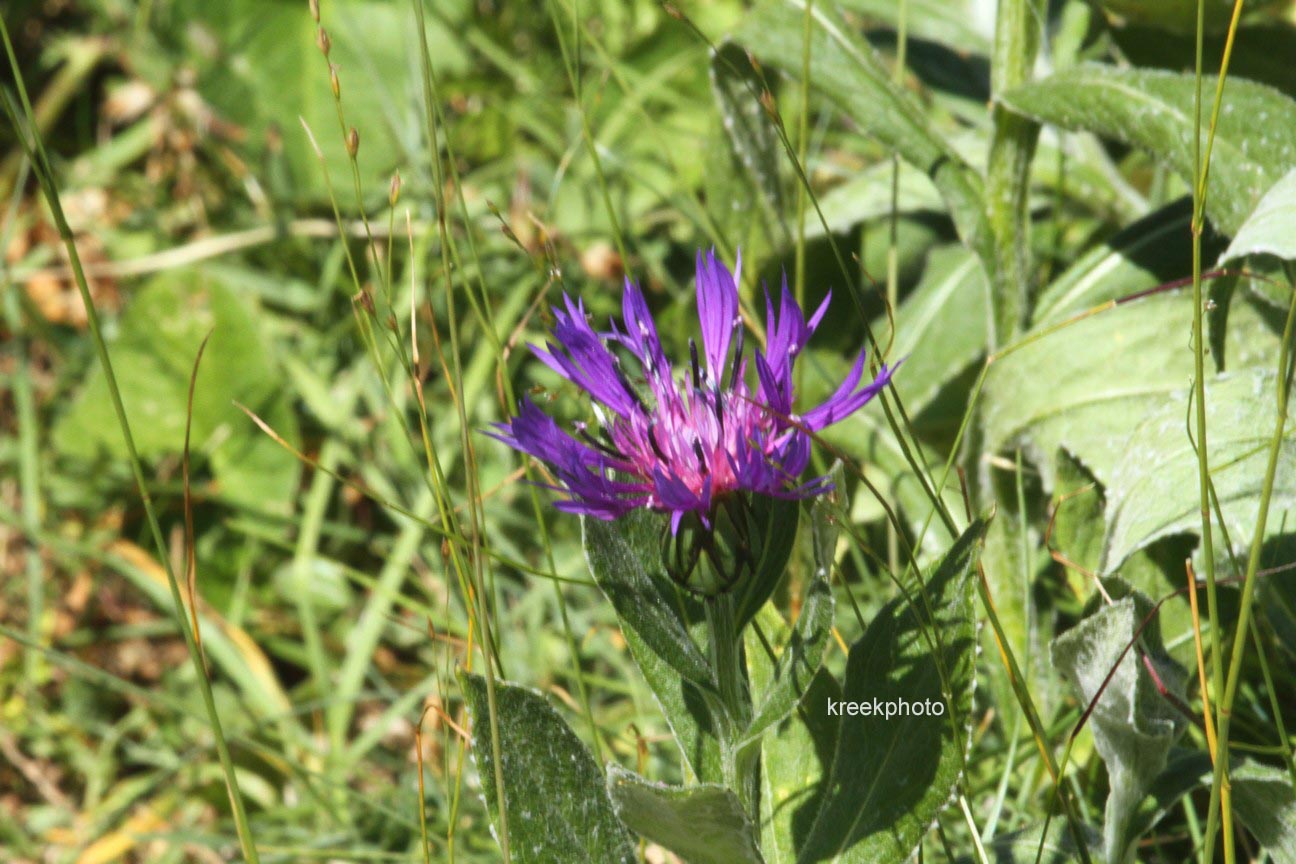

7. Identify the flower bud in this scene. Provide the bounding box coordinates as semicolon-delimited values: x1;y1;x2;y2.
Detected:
317;26;331;56
329;64;341;99
389;171;401;206
309;0;320;22
345;126;359;158
662;494;797;596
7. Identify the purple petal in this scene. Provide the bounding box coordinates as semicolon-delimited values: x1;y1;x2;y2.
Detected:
695;248;739;383
802;355;898;431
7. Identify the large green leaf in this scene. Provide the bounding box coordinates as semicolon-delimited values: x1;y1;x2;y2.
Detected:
184;0;468;202
760;669;842;864
583;510;723;782
1220;169;1296;265
795;520;983;863
982;291;1282;496
1051;581;1187;864
733;0;991;265
1139;751;1296;864
458;673;636;864
1033;198;1194;324
583;511;716;689
1000;66;1296;235
607;764;764;864
54;268;300;514
1104;367;1296;569
886;246;990;414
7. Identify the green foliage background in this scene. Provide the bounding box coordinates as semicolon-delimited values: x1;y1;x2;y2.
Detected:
2;0;1295;862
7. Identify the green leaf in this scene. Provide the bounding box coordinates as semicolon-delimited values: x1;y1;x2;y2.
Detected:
186;0;468;203
1138;751;1296;864
710;42;788;238
836;0;992;55
734;0;991;265
584;510;723;782
810;159;945;236
1050;581;1187;863
796;520;984;863
760;669;842;864
1103;368;1296;569
1000;65;1296;235
1033;198;1194;324
1220;169;1296;265
1232;759;1296;864
54;267;300;514
458;672;637;864
583;510;715;689
607;764;764;864
982;292;1282;501
623;625;724;784
741;496;837;750
886;246;990;415
954;821;1101;864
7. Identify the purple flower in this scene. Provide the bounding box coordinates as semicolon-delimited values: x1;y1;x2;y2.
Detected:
490;249;895;532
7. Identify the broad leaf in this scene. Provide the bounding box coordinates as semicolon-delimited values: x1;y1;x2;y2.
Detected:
1139;751;1296;864
55;268;300;514
734;0;991;265
459;673;636;864
796;520;984;863
1000;65;1296;235
760;669;842;864
982;292;1282;497
1104;367;1296;569
1220;169;1296;265
1050;581;1187;863
885;246;990;415
1232;759;1296;863
583;510;715;689
1033;198;1195;324
711;42;789;238
607;764;764;864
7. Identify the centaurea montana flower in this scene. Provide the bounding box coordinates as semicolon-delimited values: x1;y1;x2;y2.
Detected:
490;250;895;536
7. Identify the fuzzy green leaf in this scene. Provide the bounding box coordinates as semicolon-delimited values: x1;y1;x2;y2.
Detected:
735;0;990;265
795;520;984;863
1104;367;1296;569
1050;581;1187;863
760;669;842;864
1000;66;1296;235
1220;169;1296;265
459;673;636;864
583;510;716;689
607;764;764;864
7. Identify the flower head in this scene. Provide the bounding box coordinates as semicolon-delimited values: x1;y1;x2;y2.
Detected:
490;249;895;533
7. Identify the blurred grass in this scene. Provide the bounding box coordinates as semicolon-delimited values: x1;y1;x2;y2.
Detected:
1;0;1295;862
